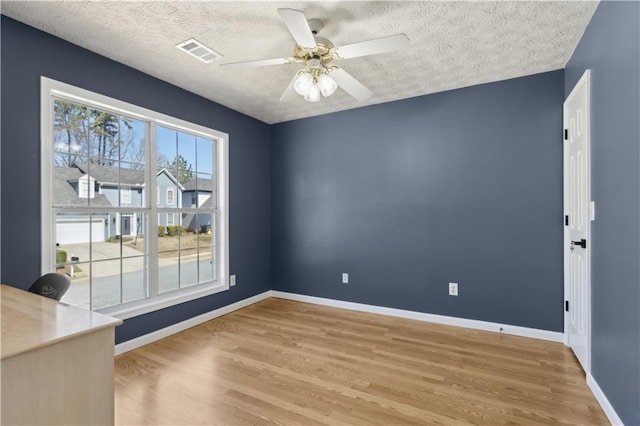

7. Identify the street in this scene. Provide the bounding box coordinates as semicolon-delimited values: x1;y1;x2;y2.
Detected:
62;257;214;310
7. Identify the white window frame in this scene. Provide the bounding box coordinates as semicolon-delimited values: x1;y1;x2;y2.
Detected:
166;187;175;205
41;77;230;320
166;212;175;226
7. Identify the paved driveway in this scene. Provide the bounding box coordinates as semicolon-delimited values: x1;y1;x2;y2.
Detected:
59;241;143;277
59;241;213;310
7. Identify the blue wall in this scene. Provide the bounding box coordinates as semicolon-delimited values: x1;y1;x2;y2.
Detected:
4;11;638;422
0;16;272;343
272;70;565;331
565;2;640;424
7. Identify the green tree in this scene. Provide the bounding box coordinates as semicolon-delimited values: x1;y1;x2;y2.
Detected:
53;101;89;166
167;154;195;184
53;100;138;167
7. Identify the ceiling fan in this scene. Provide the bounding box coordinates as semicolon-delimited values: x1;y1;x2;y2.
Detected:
220;9;410;103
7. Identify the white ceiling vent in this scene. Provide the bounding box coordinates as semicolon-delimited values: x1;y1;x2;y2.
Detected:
176;38;221;63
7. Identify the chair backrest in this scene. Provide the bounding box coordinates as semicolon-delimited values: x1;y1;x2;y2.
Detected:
28;273;71;301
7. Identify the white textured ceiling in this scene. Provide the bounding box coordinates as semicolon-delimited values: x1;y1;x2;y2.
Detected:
2;1;598;124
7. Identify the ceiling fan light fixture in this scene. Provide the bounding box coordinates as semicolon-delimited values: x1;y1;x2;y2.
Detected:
294;72;314;96
305;84;321;102
317;73;337;97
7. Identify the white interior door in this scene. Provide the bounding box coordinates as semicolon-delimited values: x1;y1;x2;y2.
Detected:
563;70;591;373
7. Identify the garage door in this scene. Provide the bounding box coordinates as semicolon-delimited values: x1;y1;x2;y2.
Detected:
56;219;105;244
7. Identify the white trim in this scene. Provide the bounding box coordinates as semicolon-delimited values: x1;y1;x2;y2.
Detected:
41;77;55;274
120;187;132;205
270;291;564;342
166;187;175;206
218;133;229;291
114;291;272;355
587;373;624;426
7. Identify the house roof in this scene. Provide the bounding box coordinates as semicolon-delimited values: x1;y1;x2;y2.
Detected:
53;167;111;207
74;163;145;186
156;168;185;190
199;195;215;209
183;178;214;192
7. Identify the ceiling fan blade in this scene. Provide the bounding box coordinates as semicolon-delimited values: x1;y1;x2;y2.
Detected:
280;72;301;102
219;57;290;69
334;34;410;59
330;68;372;102
278;8;317;49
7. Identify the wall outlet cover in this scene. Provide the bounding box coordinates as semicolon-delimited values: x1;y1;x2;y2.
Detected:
449;282;458;296
230;274;236;286
342;273;349;284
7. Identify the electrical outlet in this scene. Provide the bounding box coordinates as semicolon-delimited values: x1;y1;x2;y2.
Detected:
230;274;236;286
449;282;458;296
342;273;349;284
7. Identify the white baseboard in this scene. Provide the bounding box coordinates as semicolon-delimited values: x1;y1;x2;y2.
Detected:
115;289;563;356
270;291;564;343
115;290;272;355
587;373;624;426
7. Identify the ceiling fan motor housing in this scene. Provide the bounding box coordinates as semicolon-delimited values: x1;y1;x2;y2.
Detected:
306;58;322;70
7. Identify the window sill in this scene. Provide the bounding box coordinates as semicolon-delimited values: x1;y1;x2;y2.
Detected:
98;281;229;320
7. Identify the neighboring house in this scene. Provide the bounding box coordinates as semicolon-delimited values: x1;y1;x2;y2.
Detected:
53;167;111;244
156;168;184;227
181;177;214;232
53;163;186;244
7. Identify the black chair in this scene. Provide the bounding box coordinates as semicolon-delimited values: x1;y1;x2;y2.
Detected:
28;273;71;301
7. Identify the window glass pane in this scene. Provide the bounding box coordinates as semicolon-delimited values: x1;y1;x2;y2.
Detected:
91;258;121;310
177;132;196;186
196;138;215;174
158;257;179;294
157;167;179;208
123;214;146;257
178;225;197;288
119;117;145;164
156;126;177;167
158;213;180;293
196;137;214;175
197;214;214;284
195;173;215;209
55;212;103;259
60;261;90;309
119;161;145;207
53;99;90;161
89;109;121;166
53;160;90;207
122;256;146;304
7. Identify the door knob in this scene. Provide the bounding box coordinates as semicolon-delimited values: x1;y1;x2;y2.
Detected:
571;239;587;249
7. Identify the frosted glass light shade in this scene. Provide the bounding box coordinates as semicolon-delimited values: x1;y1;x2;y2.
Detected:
304;84;321;102
317;74;337;97
294;72;314;96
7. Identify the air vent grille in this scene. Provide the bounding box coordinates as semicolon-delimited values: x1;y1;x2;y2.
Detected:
176;38;221;63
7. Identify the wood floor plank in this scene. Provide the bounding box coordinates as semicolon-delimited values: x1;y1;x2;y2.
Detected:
115;298;608;425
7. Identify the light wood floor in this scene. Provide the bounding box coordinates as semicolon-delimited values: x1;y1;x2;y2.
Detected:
114;298;608;425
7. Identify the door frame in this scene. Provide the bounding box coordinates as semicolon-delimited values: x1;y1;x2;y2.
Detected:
563;69;592;374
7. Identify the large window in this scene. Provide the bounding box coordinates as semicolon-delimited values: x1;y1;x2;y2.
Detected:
41;77;229;319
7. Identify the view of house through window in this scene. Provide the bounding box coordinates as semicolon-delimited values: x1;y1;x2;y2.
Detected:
45;80;227;316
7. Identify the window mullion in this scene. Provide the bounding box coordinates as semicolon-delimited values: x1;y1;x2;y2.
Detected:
148;122;159;298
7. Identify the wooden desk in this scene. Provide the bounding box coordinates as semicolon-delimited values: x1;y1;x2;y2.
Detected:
1;284;122;425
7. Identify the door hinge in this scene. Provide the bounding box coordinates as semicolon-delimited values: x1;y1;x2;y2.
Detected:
565;215;569;226
564;129;568;140
565;300;569;312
